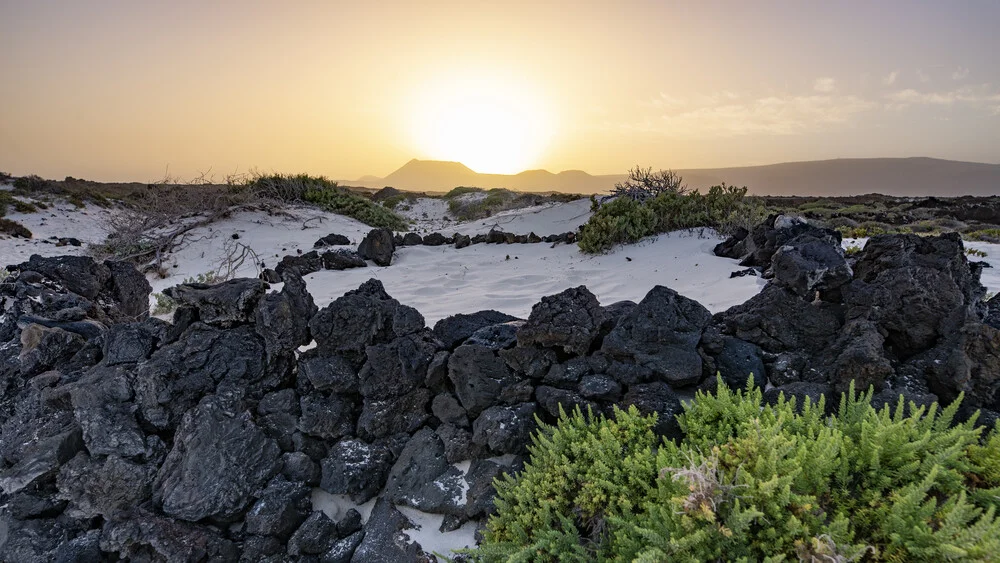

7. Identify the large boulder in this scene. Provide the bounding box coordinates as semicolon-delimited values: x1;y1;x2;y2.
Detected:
448;344;518;417
321;249;367;271
152;394;282;522
356;388;432;441
275;251;324;277
619;382;683;437
163;278;268;328
602;286;712;387
358;333;439;400
384;428;467;514
320;439;394;503
770;233;852;298
314;233;351;247
517;286;604;355
68;365;148;458
358;228;395;267
433;310;521;350
99;508;239;561
308;279;422;363
254;273;316;358
472;403;537;455
56;452;157;519
351;498;424;562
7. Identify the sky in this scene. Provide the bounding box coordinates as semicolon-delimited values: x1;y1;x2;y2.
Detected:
2;0;999;182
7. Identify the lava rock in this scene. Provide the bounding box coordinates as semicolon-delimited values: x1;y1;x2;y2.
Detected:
472;403;537;455
433;310;520;350
602;286;712;387
287;510;339;556
298;349;359;394
321;249;368;270
56;452;156;519
351;498;424;562
358;228;395;266
275;251;324;277
298;392;356;440
384;428;466;514
423;232;449;246
244;478;312;539
448;344;517;417
517;286;604;355
619;382;682;437
356;388;432;441
315;233;352;247
401;232;423;246
153;394;282;522
320;439;394;503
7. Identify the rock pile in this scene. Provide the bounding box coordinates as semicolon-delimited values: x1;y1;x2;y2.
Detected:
0;219;997;560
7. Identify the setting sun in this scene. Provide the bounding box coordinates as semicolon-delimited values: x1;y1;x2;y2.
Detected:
408;74;554;174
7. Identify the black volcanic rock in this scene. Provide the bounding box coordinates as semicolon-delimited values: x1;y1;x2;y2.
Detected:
602;286;712;387
517;286;604;355
358;228;395;266
314;233;351;247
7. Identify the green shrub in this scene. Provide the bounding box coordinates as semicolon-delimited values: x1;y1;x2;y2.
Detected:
0;218;32;238
577;197;657;253
965;229;1000;244
580;182;767;253
473;377;1000;562
151;292;176;316
12;175;48;193
443;186;484;199
12;200;37;213
303;186;407;231
967;248;989;258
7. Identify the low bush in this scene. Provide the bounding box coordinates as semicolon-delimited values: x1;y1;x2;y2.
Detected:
580;180;768;253
443;186;484;199
965;229;1000;244
0;218;32;238
612;166;687;201
473;377;1000;562
304;187;407;230
12;174;48;193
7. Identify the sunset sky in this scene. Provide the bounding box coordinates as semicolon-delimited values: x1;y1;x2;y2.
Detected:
2;1;999;182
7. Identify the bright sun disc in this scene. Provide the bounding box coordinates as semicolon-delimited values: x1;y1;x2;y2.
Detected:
409;75;553;174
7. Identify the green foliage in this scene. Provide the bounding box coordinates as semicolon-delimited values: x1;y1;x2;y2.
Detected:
473;377;1000;562
966;248;988;258
238;172;340;202
965;229;1000;244
844;244;863;256
380;193;410;210
151;292;176;316
12;174;48;192
612;166;687;201
301;185;408;230
580;182;768;253
577;197;657;253
0;218;32;238
0;192;11;217
443;186;484;199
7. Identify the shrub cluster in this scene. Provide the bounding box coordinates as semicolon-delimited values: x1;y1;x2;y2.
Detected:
0;218;32;238
579;180;768;253
473;378;1000;562
304;186;408;231
233;173;408;230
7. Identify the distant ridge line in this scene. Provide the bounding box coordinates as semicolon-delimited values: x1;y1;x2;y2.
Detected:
348;157;1000;197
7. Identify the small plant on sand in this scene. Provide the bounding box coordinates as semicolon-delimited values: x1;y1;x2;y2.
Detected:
151;292;176;316
966;248;989;258
443;186;484;199
844;243;863;256
471;377;1000;561
0;218;32;238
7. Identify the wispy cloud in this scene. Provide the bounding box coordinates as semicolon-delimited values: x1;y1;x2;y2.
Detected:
883;70;899;85
916;68;931;83
885;85;1000;111
952;66;969;80
625;92;876;138
813;77;836;93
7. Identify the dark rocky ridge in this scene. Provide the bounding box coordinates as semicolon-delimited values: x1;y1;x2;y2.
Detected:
1;217;998;561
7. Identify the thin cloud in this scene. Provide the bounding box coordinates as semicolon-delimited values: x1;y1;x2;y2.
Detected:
916;68;931;83
814;77;836;93
883;70;899;85
952;67;969;80
623;91;876;138
885;86;1000;112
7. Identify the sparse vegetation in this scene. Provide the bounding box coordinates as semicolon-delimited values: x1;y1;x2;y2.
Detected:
611;166;687;201
473;377;1000;561
0;218;32;238
151;292;176;316
967;248;989;258
443;186;485;199
303;185;408;230
580;170;767;253
844;243;863;256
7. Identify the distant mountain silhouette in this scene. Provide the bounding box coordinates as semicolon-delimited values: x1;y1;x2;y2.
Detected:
351;157;1000;197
